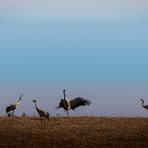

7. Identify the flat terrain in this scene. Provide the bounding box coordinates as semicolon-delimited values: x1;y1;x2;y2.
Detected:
0;116;148;148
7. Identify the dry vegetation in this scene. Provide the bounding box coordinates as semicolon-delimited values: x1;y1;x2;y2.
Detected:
0;116;148;147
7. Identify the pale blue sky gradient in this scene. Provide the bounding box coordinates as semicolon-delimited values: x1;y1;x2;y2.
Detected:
0;0;148;116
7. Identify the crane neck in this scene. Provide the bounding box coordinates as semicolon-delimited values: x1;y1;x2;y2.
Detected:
63;90;70;109
17;99;21;103
14;98;21;108
34;102;38;110
63;90;66;100
15;101;21;109
18;95;22;102
16;98;21;103
63;92;69;102
142;100;144;107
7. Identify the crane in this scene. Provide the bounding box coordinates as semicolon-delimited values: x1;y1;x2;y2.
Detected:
32;99;49;121
56;89;91;116
6;94;23;116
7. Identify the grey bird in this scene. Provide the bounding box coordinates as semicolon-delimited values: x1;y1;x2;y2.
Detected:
56;89;91;116
140;99;148;110
6;94;23;117
32;99;49;121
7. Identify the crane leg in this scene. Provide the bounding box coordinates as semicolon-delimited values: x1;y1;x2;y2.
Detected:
12;110;14;117
67;110;69;117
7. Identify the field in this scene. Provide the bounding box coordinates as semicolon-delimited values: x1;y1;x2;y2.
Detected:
0;116;148;148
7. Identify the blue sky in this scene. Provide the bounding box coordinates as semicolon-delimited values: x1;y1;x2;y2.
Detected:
0;0;148;116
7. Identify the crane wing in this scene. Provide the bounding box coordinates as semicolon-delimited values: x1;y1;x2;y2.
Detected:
8;104;16;110
70;97;91;110
36;107;49;117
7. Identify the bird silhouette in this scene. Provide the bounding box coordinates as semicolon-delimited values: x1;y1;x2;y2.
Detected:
32;99;49;121
140;99;148;110
56;89;91;116
6;94;23;117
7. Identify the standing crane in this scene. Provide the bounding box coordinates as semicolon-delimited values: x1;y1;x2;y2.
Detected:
56;89;91;116
6;94;23;117
140;99;148;110
32;99;49;121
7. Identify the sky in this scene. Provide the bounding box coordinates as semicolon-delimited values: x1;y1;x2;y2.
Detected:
0;0;148;116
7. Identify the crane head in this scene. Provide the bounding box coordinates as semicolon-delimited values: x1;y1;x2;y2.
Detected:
63;89;67;99
32;99;37;103
140;99;144;102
